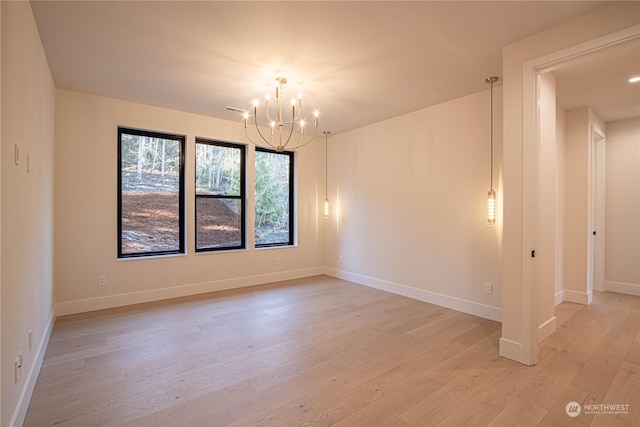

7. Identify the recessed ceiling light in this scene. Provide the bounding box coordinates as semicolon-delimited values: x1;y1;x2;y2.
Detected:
628;76;640;84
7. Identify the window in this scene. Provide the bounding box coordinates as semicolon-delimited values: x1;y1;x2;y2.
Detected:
254;148;294;247
195;139;246;251
118;128;185;258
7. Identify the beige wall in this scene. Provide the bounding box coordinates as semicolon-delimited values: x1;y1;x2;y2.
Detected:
563;107;591;301
605;117;640;294
54;90;325;314
501;1;640;364
324;88;503;321
1;2;56;425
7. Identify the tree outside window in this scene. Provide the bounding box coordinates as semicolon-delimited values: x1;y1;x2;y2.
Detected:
118;128;185;258
255;148;294;247
195;139;246;251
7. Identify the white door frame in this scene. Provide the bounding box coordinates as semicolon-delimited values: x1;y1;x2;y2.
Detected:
592;128;606;292
520;25;640;365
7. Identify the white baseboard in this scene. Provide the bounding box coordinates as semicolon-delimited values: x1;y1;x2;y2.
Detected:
56;267;325;316
562;289;592;305
499;337;538;366
605;280;640;296
10;309;55;427
499;337;522;362
324;267;502;322
538;316;557;342
554;290;563;306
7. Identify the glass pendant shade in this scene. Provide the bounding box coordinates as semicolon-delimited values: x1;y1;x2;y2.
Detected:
487;188;496;227
323;198;330;218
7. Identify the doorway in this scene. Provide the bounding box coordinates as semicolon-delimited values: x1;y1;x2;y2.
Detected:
507;25;640;366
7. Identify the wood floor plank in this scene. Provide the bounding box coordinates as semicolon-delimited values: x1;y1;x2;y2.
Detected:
437;355;544;426
570;348;626;396
588;361;639;427
398;366;505;426
536;384;601;427
487;397;548;427
517;358;582;410
23;279;640;427
424;331;501;386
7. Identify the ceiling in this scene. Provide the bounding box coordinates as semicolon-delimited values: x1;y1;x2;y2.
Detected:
29;1;634;135
554;37;640;122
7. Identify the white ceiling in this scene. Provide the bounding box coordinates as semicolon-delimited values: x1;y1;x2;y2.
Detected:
30;1;633;135
554;37;640;122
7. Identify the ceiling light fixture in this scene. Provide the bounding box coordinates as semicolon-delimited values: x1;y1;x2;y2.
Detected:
628;76;640;84
486;76;498;228
243;77;319;151
323;131;330;219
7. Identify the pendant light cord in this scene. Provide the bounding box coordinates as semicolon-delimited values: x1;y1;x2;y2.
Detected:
490;79;494;190
324;131;330;199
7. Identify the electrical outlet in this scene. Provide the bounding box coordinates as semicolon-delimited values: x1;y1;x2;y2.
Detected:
484;282;493;294
99;275;106;286
275;257;280;265
339;255;343;264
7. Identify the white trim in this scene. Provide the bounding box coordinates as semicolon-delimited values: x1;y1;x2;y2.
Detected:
527;25;640;73
56;267;324;316
538;316;557;343
521;58;539;366
10;311;55;427
499;338;526;364
562;289;593;305
325;268;502;322
605;281;640;296
554;290;563;306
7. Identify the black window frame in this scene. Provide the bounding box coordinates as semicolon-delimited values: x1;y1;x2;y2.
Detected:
117;127;186;259
254;147;295;248
195;138;246;252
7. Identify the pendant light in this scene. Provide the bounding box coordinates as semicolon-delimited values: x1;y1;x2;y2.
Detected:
486;76;498;227
323;131;330;218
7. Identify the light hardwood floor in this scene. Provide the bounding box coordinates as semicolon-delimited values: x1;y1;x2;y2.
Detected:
24;276;639;426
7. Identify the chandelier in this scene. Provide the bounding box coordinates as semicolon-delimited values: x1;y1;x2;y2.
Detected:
243;77;319;151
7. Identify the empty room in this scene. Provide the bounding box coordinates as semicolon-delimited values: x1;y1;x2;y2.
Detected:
1;1;639;426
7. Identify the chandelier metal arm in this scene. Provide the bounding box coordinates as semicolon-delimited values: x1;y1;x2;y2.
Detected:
251;115;279;151
290;125;318;150
244;125;278;151
264;99;274;124
242;77;320;152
